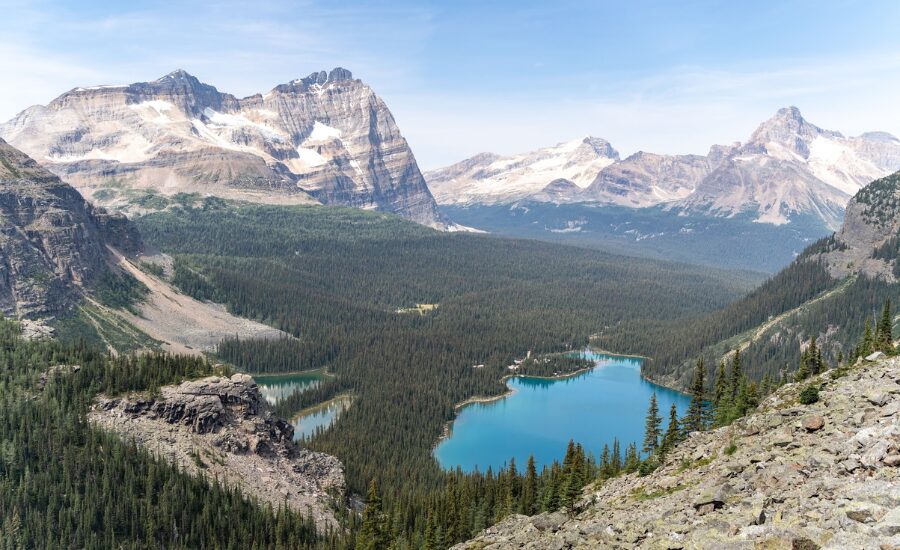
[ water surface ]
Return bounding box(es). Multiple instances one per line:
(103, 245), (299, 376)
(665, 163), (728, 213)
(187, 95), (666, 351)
(252, 371), (324, 406)
(291, 395), (353, 441)
(434, 352), (690, 472)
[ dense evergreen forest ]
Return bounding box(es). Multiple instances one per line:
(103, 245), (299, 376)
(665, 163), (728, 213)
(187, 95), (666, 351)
(134, 201), (754, 502)
(608, 244), (898, 388)
(0, 320), (338, 549)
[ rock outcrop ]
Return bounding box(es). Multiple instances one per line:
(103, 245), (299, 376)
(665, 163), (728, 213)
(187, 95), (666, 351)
(1, 68), (447, 228)
(0, 139), (141, 318)
(89, 373), (346, 529)
(455, 356), (900, 549)
(816, 171), (900, 282)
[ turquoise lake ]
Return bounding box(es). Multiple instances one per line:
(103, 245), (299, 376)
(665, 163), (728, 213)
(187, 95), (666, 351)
(252, 371), (324, 406)
(252, 371), (350, 441)
(434, 351), (691, 472)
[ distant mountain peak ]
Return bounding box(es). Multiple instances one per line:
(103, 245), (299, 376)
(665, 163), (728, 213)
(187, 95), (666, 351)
(581, 136), (620, 159)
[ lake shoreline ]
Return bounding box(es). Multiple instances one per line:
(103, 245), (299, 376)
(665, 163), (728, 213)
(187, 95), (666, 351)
(436, 357), (606, 449)
(435, 349), (693, 470)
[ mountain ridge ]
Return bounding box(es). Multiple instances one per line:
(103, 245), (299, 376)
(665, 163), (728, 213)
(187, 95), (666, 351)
(427, 107), (900, 231)
(1, 68), (449, 228)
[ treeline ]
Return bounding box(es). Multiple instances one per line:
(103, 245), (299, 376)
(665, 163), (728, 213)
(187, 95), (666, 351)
(353, 300), (898, 548)
(135, 202), (749, 499)
(0, 320), (338, 549)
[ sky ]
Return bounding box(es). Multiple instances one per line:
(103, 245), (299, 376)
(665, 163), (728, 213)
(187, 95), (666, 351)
(2, 0), (900, 169)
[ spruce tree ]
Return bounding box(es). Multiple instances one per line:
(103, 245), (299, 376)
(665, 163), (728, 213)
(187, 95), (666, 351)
(358, 479), (389, 550)
(661, 403), (681, 455)
(684, 358), (706, 434)
(522, 456), (537, 515)
(877, 300), (894, 353)
(729, 350), (742, 399)
(642, 393), (662, 455)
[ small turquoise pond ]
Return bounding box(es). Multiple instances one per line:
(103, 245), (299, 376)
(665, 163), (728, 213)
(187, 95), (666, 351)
(434, 351), (691, 472)
(252, 371), (350, 441)
(252, 371), (324, 406)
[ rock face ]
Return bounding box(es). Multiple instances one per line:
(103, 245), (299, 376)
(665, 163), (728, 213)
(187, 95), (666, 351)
(1, 68), (447, 228)
(425, 137), (619, 204)
(89, 373), (346, 529)
(427, 107), (900, 230)
(0, 139), (141, 318)
(815, 171), (900, 281)
(584, 151), (713, 207)
(455, 356), (900, 549)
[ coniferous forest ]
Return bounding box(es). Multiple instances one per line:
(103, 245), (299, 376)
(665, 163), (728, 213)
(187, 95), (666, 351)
(1, 196), (894, 549)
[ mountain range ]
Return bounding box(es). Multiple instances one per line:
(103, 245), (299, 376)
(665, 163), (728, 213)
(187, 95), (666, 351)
(427, 107), (900, 232)
(0, 68), (448, 228)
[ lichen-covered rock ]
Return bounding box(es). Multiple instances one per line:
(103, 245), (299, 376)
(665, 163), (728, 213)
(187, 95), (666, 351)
(454, 357), (900, 549)
(89, 373), (346, 529)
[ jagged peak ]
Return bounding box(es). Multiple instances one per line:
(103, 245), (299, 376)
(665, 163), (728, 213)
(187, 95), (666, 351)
(581, 136), (620, 159)
(274, 67), (356, 94)
(749, 106), (841, 146)
(158, 68), (196, 81)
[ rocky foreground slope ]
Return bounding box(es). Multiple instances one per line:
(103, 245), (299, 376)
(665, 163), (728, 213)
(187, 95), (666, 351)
(89, 373), (345, 529)
(1, 68), (446, 228)
(455, 356), (900, 549)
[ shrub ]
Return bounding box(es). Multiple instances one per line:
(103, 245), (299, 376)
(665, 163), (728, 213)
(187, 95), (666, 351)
(638, 457), (659, 477)
(799, 385), (820, 405)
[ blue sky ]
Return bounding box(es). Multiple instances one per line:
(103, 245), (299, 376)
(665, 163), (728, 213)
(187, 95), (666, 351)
(2, 0), (899, 168)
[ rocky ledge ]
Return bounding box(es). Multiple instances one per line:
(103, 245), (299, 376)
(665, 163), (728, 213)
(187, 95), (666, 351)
(89, 373), (345, 529)
(454, 356), (900, 549)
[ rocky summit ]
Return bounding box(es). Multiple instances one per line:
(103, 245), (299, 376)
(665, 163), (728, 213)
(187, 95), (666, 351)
(454, 356), (900, 549)
(0, 68), (447, 228)
(0, 139), (140, 319)
(427, 107), (900, 231)
(89, 373), (346, 530)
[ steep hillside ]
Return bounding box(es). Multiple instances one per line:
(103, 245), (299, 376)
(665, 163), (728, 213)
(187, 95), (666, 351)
(612, 171), (899, 388)
(1, 68), (447, 228)
(0, 138), (141, 319)
(456, 355), (900, 549)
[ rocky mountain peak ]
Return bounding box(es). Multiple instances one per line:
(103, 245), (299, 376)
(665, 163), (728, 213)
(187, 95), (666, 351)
(581, 136), (620, 160)
(747, 106), (840, 157)
(1, 69), (448, 228)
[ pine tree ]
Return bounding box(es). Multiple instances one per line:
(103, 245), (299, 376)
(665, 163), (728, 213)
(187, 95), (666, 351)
(598, 444), (611, 479)
(661, 403), (681, 455)
(877, 300), (894, 353)
(522, 456), (538, 515)
(642, 393), (662, 455)
(729, 350), (742, 399)
(795, 350), (810, 382)
(611, 438), (622, 474)
(857, 317), (875, 358)
(684, 358), (706, 434)
(807, 337), (821, 376)
(358, 479), (389, 550)
(713, 361), (727, 407)
(623, 443), (640, 473)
